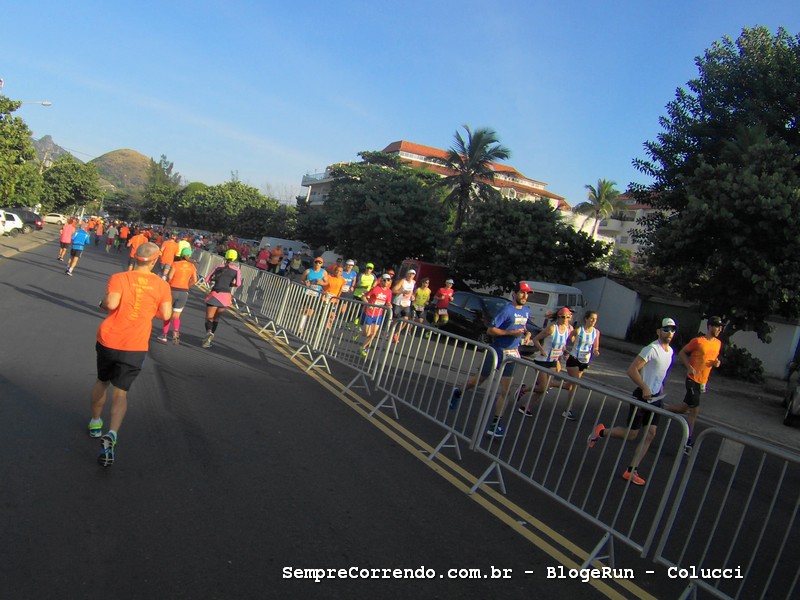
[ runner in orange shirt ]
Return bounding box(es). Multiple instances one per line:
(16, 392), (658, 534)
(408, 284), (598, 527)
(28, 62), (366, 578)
(158, 247), (198, 345)
(89, 242), (172, 467)
(667, 316), (723, 454)
(126, 230), (148, 270)
(94, 220), (104, 246)
(118, 223), (130, 253)
(325, 264), (346, 329)
(269, 244), (284, 273)
(158, 231), (180, 279)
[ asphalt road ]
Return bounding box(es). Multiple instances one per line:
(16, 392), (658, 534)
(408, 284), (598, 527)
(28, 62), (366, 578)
(2, 228), (796, 600)
(1, 231), (621, 599)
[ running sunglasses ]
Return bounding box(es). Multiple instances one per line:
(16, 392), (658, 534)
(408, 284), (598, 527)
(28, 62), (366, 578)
(662, 326), (677, 332)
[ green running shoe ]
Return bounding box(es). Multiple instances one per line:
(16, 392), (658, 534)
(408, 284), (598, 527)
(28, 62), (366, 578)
(88, 419), (103, 438)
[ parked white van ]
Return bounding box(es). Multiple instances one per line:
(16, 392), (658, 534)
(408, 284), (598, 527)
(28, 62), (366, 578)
(258, 237), (312, 257)
(515, 281), (586, 328)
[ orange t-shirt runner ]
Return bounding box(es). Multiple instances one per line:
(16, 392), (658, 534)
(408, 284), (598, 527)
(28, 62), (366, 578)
(127, 233), (148, 258)
(683, 336), (722, 385)
(97, 272), (172, 352)
(169, 261), (198, 290)
(160, 239), (180, 266)
(326, 275), (345, 299)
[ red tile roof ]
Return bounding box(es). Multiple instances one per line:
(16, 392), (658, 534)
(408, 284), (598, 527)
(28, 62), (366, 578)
(382, 140), (569, 210)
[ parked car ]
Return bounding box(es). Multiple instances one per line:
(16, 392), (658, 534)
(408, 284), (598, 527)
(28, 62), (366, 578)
(784, 362), (800, 427)
(1, 209), (24, 237)
(1, 208), (43, 233)
(43, 212), (68, 225)
(426, 290), (541, 355)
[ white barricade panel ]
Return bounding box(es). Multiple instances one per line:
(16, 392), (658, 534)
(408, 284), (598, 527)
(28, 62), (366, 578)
(471, 357), (689, 556)
(373, 319), (498, 455)
(655, 429), (800, 600)
(311, 293), (393, 381)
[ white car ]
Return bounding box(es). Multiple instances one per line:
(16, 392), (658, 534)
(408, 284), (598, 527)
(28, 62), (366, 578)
(1, 210), (24, 237)
(43, 212), (68, 225)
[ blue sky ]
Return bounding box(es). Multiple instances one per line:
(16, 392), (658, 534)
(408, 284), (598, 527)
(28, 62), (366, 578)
(3, 1), (798, 205)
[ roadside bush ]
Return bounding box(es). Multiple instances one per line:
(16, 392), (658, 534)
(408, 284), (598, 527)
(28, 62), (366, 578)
(718, 344), (765, 383)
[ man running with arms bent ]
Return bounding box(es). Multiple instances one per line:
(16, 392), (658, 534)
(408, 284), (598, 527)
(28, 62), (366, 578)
(89, 242), (172, 467)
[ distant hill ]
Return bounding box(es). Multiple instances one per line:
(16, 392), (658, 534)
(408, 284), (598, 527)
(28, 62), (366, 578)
(31, 135), (75, 166)
(89, 149), (152, 194)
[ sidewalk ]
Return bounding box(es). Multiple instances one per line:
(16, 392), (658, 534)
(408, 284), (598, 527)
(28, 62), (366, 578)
(0, 226), (56, 258)
(591, 336), (798, 453)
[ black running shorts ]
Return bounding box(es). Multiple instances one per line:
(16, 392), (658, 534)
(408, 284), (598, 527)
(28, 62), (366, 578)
(95, 342), (147, 392)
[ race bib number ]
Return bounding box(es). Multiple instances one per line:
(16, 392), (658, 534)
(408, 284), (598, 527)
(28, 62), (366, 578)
(503, 348), (521, 359)
(549, 348), (563, 359)
(374, 299), (385, 306)
(578, 350), (591, 362)
(437, 308), (448, 315)
(342, 284), (351, 292)
(400, 297), (411, 307)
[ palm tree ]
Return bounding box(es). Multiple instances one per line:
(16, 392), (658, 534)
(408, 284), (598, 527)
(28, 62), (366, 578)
(573, 179), (625, 239)
(440, 125), (511, 234)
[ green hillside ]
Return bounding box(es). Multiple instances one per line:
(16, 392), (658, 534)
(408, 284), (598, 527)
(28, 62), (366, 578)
(89, 149), (151, 193)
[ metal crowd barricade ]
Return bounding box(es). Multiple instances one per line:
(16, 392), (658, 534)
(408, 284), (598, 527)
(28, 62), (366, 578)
(192, 249), (224, 281)
(229, 263), (262, 320)
(653, 428), (800, 600)
(251, 271), (292, 336)
(308, 292), (393, 391)
(469, 355), (690, 564)
(369, 318), (499, 461)
(262, 277), (334, 367)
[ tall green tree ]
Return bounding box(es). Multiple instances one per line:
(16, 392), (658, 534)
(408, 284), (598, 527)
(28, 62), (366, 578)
(632, 26), (800, 341)
(175, 181), (272, 233)
(141, 154), (183, 223)
(452, 198), (608, 292)
(0, 97), (37, 204)
(573, 179), (625, 238)
(147, 154), (182, 188)
(8, 161), (44, 208)
(41, 154), (102, 212)
(440, 125), (510, 235)
(319, 152), (448, 267)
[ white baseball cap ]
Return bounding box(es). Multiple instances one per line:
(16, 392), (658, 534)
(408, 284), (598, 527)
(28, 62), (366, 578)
(661, 318), (677, 328)
(346, 259), (355, 265)
(407, 269), (416, 274)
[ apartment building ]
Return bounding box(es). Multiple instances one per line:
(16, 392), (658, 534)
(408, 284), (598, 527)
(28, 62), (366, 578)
(300, 140), (570, 212)
(585, 193), (658, 253)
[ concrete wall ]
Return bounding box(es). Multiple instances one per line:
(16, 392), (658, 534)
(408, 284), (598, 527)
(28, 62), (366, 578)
(575, 274), (800, 378)
(728, 321), (800, 378)
(573, 278), (639, 339)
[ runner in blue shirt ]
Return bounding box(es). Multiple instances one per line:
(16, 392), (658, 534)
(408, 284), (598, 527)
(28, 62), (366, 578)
(449, 282), (533, 438)
(65, 223), (93, 276)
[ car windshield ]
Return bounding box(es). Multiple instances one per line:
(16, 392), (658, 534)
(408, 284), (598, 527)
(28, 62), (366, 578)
(483, 297), (510, 316)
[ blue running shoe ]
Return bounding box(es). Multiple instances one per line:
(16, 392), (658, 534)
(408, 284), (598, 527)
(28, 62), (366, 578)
(486, 420), (505, 438)
(88, 419), (103, 438)
(98, 432), (116, 467)
(449, 387), (462, 410)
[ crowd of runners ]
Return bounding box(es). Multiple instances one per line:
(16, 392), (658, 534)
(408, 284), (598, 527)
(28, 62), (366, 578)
(52, 218), (723, 485)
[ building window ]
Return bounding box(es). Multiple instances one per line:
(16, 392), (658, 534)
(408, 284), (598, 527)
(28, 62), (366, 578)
(618, 236), (629, 244)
